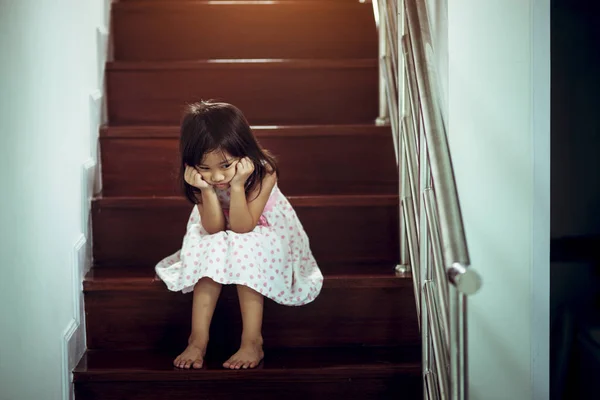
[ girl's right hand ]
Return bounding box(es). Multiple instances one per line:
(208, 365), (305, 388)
(184, 165), (211, 190)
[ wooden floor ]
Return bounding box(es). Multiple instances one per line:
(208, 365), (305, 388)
(74, 0), (422, 398)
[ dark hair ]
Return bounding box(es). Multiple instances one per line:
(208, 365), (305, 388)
(179, 101), (279, 204)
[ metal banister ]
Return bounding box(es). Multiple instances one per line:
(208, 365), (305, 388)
(371, 1), (482, 399)
(404, 0), (469, 270)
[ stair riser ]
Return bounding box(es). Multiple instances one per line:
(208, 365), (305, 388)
(100, 134), (398, 197)
(113, 3), (377, 61)
(85, 283), (419, 350)
(106, 64), (378, 125)
(92, 199), (400, 267)
(76, 376), (420, 400)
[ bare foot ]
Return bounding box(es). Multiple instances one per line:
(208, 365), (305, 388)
(223, 337), (264, 369)
(174, 335), (208, 369)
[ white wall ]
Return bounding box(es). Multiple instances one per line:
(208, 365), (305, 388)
(0, 1), (108, 399)
(447, 1), (550, 399)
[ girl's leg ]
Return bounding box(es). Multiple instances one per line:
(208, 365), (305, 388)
(223, 285), (265, 369)
(174, 277), (222, 369)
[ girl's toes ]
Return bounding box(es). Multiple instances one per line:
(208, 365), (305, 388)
(192, 359), (203, 369)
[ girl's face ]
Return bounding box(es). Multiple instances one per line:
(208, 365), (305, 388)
(197, 149), (238, 189)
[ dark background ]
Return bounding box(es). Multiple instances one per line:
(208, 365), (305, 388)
(551, 1), (600, 398)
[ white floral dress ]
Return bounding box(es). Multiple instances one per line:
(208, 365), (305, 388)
(155, 184), (323, 306)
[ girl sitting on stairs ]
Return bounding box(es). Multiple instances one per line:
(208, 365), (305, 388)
(154, 101), (324, 370)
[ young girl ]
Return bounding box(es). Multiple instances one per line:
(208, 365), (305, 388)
(155, 101), (323, 370)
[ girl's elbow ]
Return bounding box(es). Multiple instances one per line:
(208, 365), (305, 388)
(204, 223), (226, 235)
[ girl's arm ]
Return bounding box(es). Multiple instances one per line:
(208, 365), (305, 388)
(229, 159), (277, 234)
(196, 188), (226, 234)
(184, 165), (225, 234)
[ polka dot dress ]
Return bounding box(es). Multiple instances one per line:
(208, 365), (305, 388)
(155, 184), (323, 306)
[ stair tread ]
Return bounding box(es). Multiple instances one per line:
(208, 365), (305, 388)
(115, 0), (370, 8)
(94, 193), (399, 207)
(99, 123), (397, 197)
(113, 0), (376, 61)
(100, 123), (391, 138)
(74, 345), (421, 381)
(118, 0), (365, 1)
(83, 266), (418, 350)
(107, 58), (377, 70)
(106, 58), (377, 125)
(92, 193), (399, 266)
(84, 265), (412, 291)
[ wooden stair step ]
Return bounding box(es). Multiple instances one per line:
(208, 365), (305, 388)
(100, 124), (398, 196)
(85, 262), (400, 286)
(113, 1), (376, 61)
(118, 0), (367, 2)
(84, 267), (418, 350)
(74, 346), (421, 399)
(106, 59), (378, 125)
(92, 194), (400, 266)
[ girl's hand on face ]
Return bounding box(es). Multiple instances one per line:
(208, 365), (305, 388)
(230, 157), (255, 189)
(184, 165), (211, 190)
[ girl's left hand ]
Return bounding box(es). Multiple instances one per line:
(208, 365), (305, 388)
(230, 157), (255, 189)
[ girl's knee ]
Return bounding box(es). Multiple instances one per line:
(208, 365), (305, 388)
(194, 277), (222, 290)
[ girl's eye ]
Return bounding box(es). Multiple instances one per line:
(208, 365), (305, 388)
(222, 163), (231, 169)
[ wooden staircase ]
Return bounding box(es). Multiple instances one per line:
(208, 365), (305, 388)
(74, 0), (421, 398)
